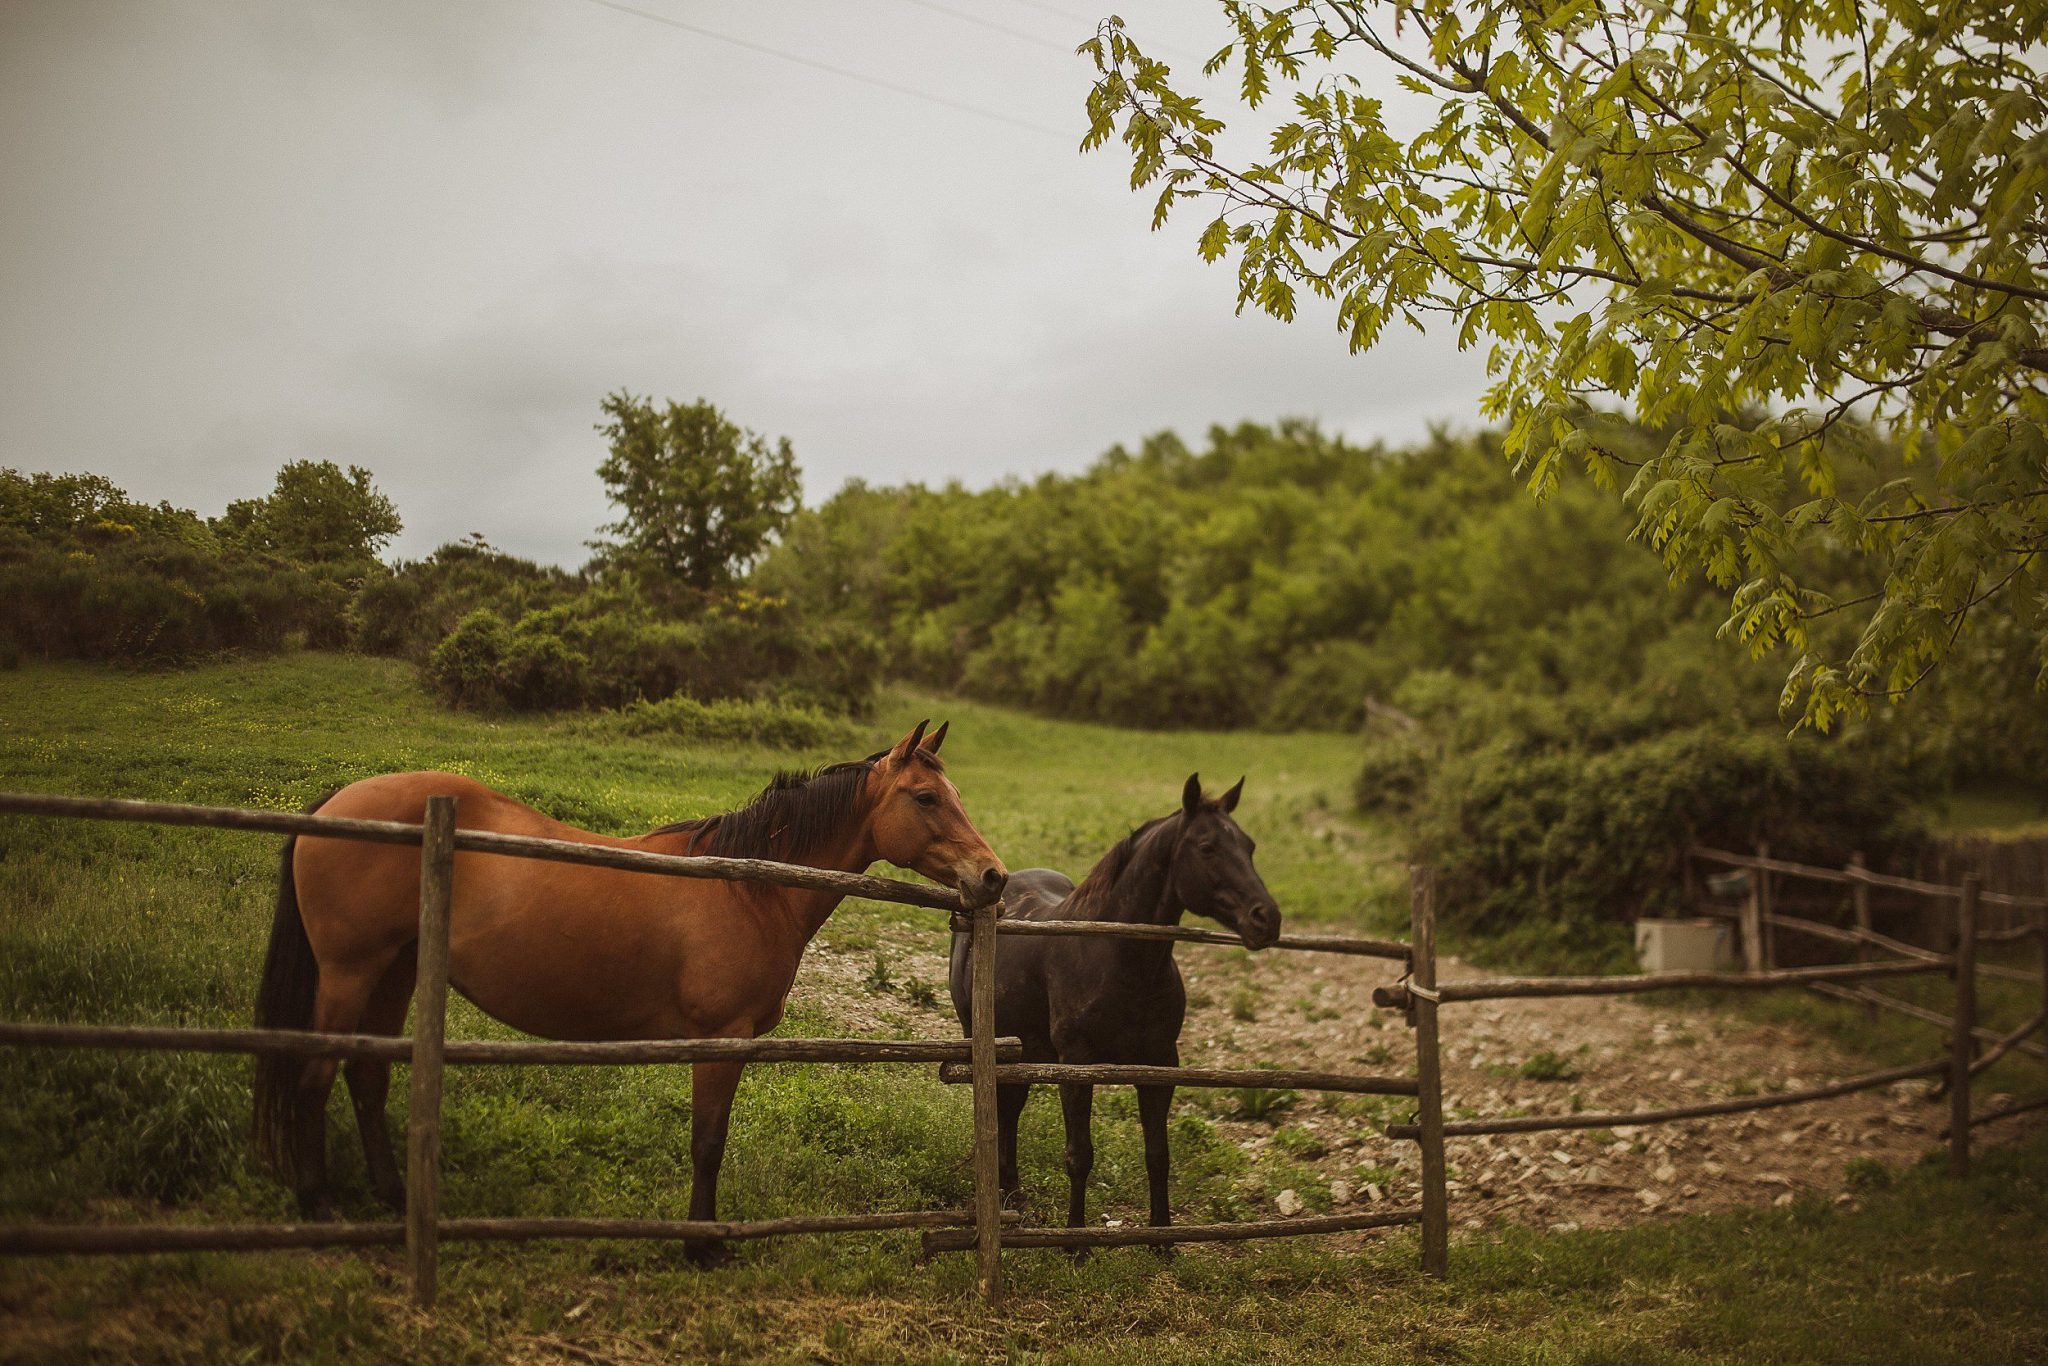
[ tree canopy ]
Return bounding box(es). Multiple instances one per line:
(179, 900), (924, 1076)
(1084, 1), (2048, 727)
(592, 392), (802, 593)
(216, 460), (401, 566)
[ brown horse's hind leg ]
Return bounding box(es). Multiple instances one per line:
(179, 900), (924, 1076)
(684, 1060), (746, 1268)
(294, 964), (386, 1218)
(344, 956), (416, 1212)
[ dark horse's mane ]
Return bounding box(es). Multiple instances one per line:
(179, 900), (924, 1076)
(1068, 812), (1180, 907)
(652, 749), (943, 862)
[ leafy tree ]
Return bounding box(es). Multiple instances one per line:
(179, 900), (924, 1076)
(216, 460), (400, 565)
(592, 392), (802, 592)
(1083, 1), (2048, 727)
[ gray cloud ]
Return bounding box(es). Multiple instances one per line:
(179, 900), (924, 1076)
(1, 0), (1491, 565)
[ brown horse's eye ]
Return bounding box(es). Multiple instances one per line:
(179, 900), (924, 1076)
(914, 791), (940, 808)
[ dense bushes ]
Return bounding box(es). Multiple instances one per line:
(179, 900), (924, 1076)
(0, 472), (366, 666)
(1374, 680), (1927, 968)
(420, 595), (879, 715)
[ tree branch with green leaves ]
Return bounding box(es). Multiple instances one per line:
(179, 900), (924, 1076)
(1083, 0), (2048, 728)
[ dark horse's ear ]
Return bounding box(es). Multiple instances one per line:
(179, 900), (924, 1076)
(1183, 772), (1203, 814)
(1219, 776), (1244, 813)
(920, 720), (948, 754)
(887, 720), (931, 764)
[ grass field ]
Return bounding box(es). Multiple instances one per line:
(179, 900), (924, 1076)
(1, 654), (2045, 1362)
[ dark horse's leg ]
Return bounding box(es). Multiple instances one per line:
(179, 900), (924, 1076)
(685, 1060), (746, 1267)
(1137, 1083), (1175, 1248)
(343, 957), (416, 1212)
(1058, 1082), (1094, 1233)
(996, 1083), (1031, 1208)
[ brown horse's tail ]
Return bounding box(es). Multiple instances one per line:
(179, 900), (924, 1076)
(251, 790), (335, 1174)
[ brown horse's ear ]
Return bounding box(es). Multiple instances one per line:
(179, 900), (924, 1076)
(887, 720), (931, 765)
(920, 720), (948, 754)
(1183, 773), (1203, 814)
(1220, 776), (1244, 813)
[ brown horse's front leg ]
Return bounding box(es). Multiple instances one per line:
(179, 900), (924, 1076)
(685, 1060), (745, 1268)
(1058, 1082), (1094, 1248)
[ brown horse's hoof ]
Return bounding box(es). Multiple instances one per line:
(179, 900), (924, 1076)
(684, 1238), (734, 1270)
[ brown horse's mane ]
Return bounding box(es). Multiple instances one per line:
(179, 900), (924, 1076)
(652, 748), (944, 862)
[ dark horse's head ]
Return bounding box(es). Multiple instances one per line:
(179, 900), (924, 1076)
(1171, 773), (1280, 949)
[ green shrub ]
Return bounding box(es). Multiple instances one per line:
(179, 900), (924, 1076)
(1407, 719), (1922, 967)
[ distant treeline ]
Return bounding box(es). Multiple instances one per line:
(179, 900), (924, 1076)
(0, 455), (873, 737)
(755, 420), (2048, 954)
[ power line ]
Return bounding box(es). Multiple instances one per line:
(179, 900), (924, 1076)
(895, 0), (1076, 55)
(999, 0), (1099, 25)
(579, 0), (1069, 140)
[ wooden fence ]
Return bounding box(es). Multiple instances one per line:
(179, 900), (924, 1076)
(1377, 849), (2048, 1196)
(13, 789), (2036, 1303)
(0, 789), (1432, 1308)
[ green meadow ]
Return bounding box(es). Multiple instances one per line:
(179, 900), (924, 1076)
(0, 654), (2044, 1362)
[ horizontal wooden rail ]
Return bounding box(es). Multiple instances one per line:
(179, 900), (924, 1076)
(1763, 914), (2037, 985)
(0, 1208), (1018, 1257)
(1969, 1012), (2047, 1077)
(1957, 1094), (2048, 1134)
(0, 791), (974, 911)
(1691, 844), (2048, 913)
(1385, 1057), (1947, 1140)
(0, 1021), (1023, 1066)
(1805, 983), (2048, 1060)
(920, 1206), (1423, 1253)
(950, 914), (1410, 961)
(935, 1061), (1418, 1095)
(1373, 958), (1948, 1007)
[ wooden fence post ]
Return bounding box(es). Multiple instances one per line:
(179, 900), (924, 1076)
(1740, 867), (1765, 976)
(968, 895), (1003, 1305)
(1410, 866), (1448, 1278)
(1850, 852), (1875, 1022)
(1949, 874), (1979, 1179)
(407, 795), (457, 1309)
(1755, 840), (1775, 971)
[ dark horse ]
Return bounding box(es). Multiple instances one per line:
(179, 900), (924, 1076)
(949, 774), (1279, 1235)
(253, 721), (1005, 1263)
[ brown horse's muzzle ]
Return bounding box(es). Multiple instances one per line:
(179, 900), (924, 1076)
(954, 858), (1008, 909)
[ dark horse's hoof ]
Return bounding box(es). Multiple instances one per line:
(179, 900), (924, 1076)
(684, 1238), (734, 1270)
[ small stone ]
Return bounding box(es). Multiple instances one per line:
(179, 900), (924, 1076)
(1365, 1183), (1384, 1203)
(1668, 1068), (1686, 1082)
(1680, 1183), (1700, 1198)
(1548, 1221), (1580, 1233)
(1654, 1162), (1677, 1184)
(1275, 1189), (1302, 1217)
(1636, 1188), (1664, 1209)
(1773, 1192), (1795, 1207)
(1703, 1160), (1727, 1177)
(1778, 1129), (1801, 1145)
(1551, 1149), (1576, 1165)
(1330, 1180), (1353, 1205)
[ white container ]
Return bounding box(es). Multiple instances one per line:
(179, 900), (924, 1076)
(1634, 917), (1736, 974)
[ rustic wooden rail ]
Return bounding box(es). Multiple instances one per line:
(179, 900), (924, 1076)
(1690, 843), (2048, 912)
(1386, 1058), (1948, 1139)
(935, 1062), (1417, 1094)
(0, 1021), (1020, 1066)
(0, 1208), (1020, 1256)
(1371, 957), (1949, 1008)
(0, 791), (977, 911)
(921, 1206), (1423, 1254)
(950, 913), (1411, 961)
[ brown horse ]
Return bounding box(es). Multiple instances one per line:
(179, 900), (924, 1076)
(252, 720), (1005, 1261)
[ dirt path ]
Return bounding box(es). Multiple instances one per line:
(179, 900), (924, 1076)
(792, 919), (2043, 1234)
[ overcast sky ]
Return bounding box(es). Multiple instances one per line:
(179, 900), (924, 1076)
(0, 0), (1490, 565)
